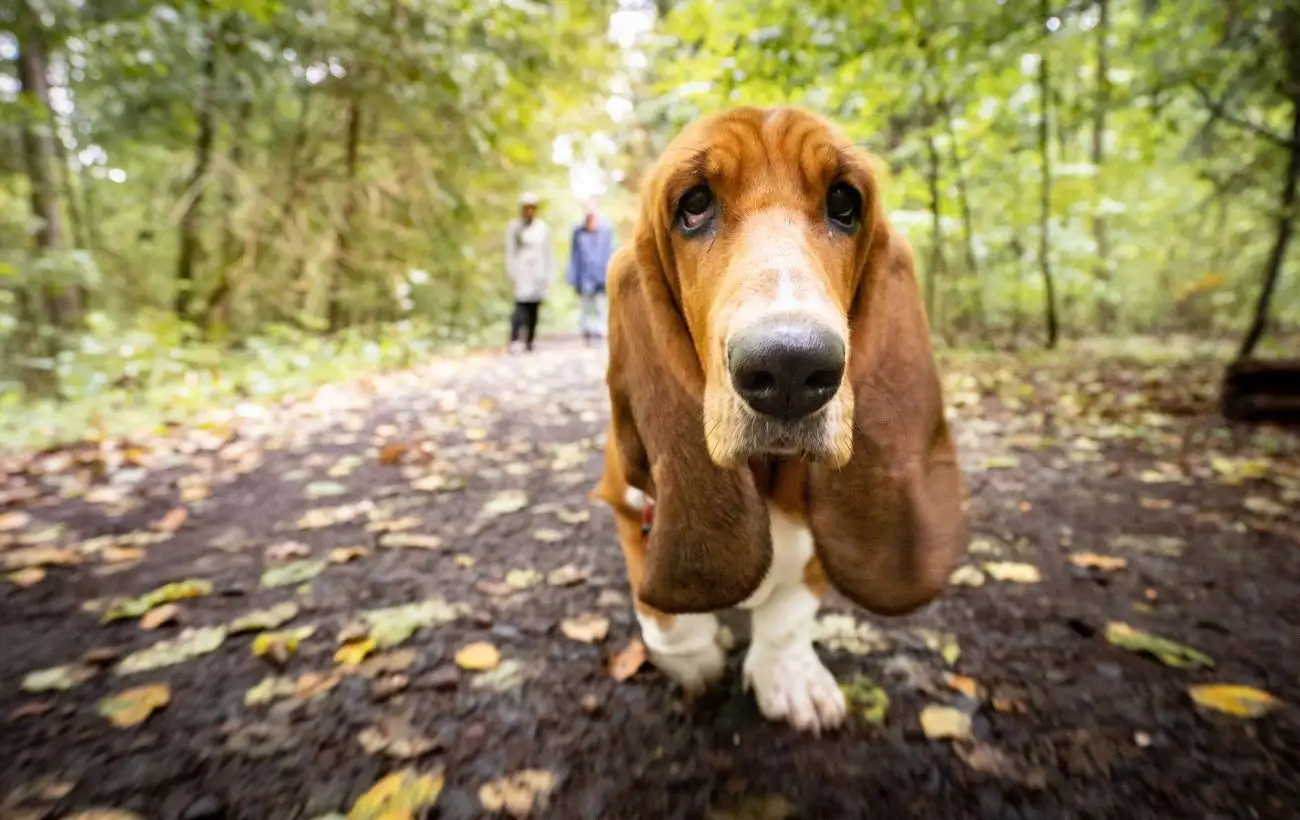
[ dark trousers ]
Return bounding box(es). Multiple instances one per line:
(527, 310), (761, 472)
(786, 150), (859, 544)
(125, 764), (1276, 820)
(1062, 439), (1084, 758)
(510, 300), (541, 350)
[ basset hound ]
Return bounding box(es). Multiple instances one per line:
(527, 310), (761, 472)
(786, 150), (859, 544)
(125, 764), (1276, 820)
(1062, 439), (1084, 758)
(592, 107), (968, 734)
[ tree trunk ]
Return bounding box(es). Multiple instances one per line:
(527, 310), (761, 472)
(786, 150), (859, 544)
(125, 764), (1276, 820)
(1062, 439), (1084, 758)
(175, 10), (221, 320)
(941, 101), (983, 333)
(329, 95), (365, 332)
(1093, 0), (1113, 331)
(924, 129), (944, 329)
(1235, 96), (1299, 362)
(1038, 3), (1060, 350)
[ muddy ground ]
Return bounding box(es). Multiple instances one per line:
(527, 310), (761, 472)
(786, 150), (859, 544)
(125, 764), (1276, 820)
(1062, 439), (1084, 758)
(1, 340), (1298, 820)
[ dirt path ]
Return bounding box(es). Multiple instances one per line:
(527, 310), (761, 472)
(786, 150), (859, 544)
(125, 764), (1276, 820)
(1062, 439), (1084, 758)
(1, 341), (1298, 820)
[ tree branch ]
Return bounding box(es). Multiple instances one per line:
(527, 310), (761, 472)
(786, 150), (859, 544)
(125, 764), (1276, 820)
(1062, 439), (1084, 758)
(1191, 82), (1297, 149)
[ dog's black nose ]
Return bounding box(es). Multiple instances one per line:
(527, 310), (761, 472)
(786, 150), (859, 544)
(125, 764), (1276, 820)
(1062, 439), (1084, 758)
(727, 319), (845, 420)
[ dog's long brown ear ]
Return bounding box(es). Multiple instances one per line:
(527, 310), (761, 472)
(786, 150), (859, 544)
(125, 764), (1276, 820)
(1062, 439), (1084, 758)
(605, 216), (772, 615)
(808, 214), (969, 615)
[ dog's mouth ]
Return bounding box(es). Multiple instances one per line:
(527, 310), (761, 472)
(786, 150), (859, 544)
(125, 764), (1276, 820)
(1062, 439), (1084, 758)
(732, 407), (843, 461)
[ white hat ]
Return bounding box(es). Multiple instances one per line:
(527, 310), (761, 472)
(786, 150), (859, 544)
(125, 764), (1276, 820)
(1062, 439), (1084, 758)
(518, 191), (539, 206)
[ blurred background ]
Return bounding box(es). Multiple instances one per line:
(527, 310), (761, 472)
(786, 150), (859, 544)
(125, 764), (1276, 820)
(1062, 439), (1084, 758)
(1, 0), (1297, 443)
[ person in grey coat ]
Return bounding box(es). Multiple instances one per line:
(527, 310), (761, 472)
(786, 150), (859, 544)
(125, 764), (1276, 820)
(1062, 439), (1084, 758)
(505, 192), (556, 353)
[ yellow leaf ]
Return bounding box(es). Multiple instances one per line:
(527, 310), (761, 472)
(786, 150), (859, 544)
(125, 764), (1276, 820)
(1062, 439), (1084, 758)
(983, 561), (1041, 583)
(97, 683), (171, 728)
(455, 642), (501, 671)
(330, 546), (370, 564)
(1068, 553), (1127, 571)
(919, 705), (972, 740)
(335, 636), (378, 667)
(347, 768), (445, 820)
(839, 675), (890, 725)
(1105, 622), (1213, 669)
(1188, 684), (1282, 718)
(7, 567), (45, 587)
(945, 673), (980, 700)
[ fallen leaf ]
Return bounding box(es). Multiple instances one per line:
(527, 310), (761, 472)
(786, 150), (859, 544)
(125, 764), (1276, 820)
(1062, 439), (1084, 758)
(101, 579), (214, 623)
(1244, 496), (1287, 517)
(546, 564), (588, 587)
(608, 639), (647, 682)
(253, 625), (316, 664)
(560, 613), (609, 644)
(115, 626), (228, 675)
(470, 658), (532, 692)
(305, 481), (348, 499)
(357, 714), (437, 759)
(948, 565), (986, 587)
(1069, 553), (1128, 571)
(555, 508), (590, 524)
(346, 768), (445, 820)
(294, 671), (341, 700)
(378, 443), (409, 465)
(330, 546), (370, 563)
(840, 675), (890, 725)
(478, 769), (556, 818)
(482, 490), (528, 517)
(379, 533), (444, 550)
(983, 561), (1042, 584)
(504, 568), (543, 590)
(361, 599), (469, 648)
(706, 794), (795, 820)
(97, 683), (170, 727)
(455, 642), (501, 671)
(335, 637), (378, 667)
(61, 812), (146, 820)
(356, 649), (418, 678)
(0, 510), (31, 531)
(1140, 497), (1173, 510)
(532, 528), (564, 543)
(102, 546), (145, 564)
(154, 507), (188, 533)
(21, 663), (97, 692)
(919, 704), (972, 740)
(296, 500), (373, 530)
(7, 567), (45, 587)
(260, 558), (328, 589)
(454, 554), (476, 568)
(265, 540), (312, 563)
(1108, 533), (1185, 557)
(139, 603), (180, 630)
(367, 515), (422, 534)
(4, 546), (81, 570)
(1188, 683), (1282, 718)
(229, 601), (300, 634)
(982, 455), (1020, 470)
(945, 673), (981, 700)
(1104, 622), (1213, 669)
(244, 675), (296, 707)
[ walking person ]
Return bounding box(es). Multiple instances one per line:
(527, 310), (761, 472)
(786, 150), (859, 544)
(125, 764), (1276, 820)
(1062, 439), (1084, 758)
(504, 192), (555, 353)
(567, 202), (615, 345)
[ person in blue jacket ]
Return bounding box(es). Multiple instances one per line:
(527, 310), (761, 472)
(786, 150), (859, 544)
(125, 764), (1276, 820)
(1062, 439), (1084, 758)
(567, 203), (615, 345)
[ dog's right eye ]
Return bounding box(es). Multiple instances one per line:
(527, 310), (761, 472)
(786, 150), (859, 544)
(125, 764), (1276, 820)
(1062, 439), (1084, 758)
(677, 185), (715, 234)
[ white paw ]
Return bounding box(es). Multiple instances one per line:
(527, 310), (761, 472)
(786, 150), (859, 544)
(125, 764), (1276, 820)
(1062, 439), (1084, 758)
(743, 642), (846, 734)
(649, 641), (727, 697)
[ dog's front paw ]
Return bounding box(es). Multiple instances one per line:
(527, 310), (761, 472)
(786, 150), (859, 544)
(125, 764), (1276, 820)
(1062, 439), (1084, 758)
(638, 611), (727, 697)
(743, 642), (846, 734)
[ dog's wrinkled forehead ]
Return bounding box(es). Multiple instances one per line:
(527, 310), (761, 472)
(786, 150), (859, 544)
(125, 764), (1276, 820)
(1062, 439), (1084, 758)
(657, 108), (874, 217)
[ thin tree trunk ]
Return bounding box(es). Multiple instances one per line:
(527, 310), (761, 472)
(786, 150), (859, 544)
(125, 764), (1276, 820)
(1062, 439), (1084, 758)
(1038, 5), (1060, 350)
(924, 129), (944, 329)
(175, 10), (221, 320)
(941, 101), (983, 333)
(329, 95), (364, 332)
(1235, 96), (1300, 362)
(1093, 0), (1114, 331)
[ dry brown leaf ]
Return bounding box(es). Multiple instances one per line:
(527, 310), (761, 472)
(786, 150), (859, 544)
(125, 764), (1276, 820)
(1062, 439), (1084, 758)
(329, 546), (370, 564)
(97, 683), (171, 728)
(4, 546), (81, 570)
(455, 642), (501, 671)
(102, 545), (145, 564)
(560, 613), (610, 644)
(62, 811), (146, 820)
(139, 603), (180, 630)
(378, 443), (409, 465)
(265, 539), (312, 563)
(7, 567), (45, 587)
(1069, 553), (1128, 571)
(379, 533), (444, 550)
(1139, 497), (1173, 510)
(154, 507), (188, 534)
(294, 671), (340, 700)
(478, 769), (557, 818)
(609, 639), (648, 682)
(944, 673), (980, 700)
(0, 510), (31, 532)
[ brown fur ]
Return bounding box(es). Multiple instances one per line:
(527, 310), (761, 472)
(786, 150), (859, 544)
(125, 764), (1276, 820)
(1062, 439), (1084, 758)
(593, 107), (968, 617)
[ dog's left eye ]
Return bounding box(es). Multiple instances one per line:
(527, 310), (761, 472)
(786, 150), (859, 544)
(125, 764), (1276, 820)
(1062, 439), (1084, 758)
(826, 182), (861, 231)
